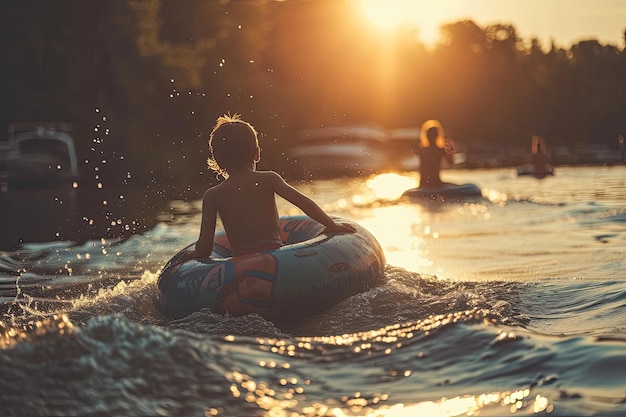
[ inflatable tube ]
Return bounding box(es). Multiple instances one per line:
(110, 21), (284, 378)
(402, 183), (482, 202)
(516, 164), (555, 178)
(157, 215), (386, 320)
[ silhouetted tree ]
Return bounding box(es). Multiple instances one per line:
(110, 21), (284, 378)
(2, 0), (625, 191)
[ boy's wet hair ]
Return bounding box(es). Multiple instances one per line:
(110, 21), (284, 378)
(208, 113), (258, 179)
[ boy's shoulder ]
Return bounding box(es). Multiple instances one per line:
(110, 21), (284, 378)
(206, 170), (281, 194)
(247, 169), (283, 182)
(255, 169), (281, 178)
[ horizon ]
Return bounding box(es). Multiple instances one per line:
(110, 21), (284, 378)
(358, 0), (626, 49)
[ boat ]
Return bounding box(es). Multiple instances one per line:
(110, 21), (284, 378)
(1, 122), (79, 189)
(157, 215), (386, 320)
(402, 183), (482, 202)
(287, 125), (390, 178)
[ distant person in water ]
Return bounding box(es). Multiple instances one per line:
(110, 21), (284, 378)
(529, 135), (552, 177)
(179, 113), (354, 261)
(532, 139), (551, 174)
(413, 119), (455, 188)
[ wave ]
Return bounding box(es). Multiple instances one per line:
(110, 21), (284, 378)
(5, 260), (624, 340)
(1, 306), (625, 416)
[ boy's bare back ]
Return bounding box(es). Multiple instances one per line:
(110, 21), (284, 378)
(188, 113), (354, 260)
(202, 170), (282, 253)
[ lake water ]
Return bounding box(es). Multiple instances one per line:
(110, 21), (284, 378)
(1, 165), (625, 416)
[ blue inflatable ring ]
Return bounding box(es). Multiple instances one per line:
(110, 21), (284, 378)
(157, 215), (386, 320)
(402, 183), (482, 202)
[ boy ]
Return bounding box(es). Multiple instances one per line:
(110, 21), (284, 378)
(185, 113), (354, 259)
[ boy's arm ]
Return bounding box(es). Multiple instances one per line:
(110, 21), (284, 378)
(195, 189), (217, 258)
(271, 172), (354, 233)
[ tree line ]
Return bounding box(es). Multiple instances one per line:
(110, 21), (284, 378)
(2, 0), (625, 194)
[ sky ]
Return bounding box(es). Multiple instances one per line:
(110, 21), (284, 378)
(359, 0), (626, 49)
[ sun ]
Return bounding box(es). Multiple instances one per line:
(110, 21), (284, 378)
(358, 0), (448, 46)
(360, 0), (412, 29)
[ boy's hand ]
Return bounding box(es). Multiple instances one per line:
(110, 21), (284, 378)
(324, 223), (356, 234)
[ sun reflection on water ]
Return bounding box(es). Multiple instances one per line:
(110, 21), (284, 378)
(353, 173), (440, 272)
(365, 173), (415, 201)
(326, 390), (552, 416)
(359, 203), (432, 272)
(215, 309), (554, 416)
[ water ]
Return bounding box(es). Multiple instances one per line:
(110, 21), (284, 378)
(1, 165), (625, 416)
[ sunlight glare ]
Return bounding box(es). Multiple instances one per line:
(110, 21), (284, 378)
(329, 390), (534, 417)
(359, 206), (432, 272)
(358, 0), (456, 46)
(365, 173), (415, 201)
(360, 0), (412, 29)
